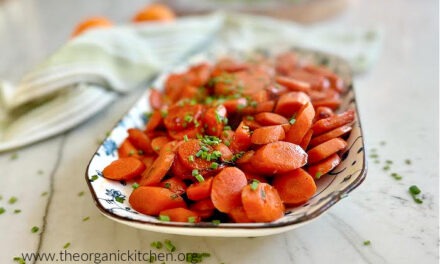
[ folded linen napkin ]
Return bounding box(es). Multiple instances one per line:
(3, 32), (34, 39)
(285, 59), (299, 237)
(0, 12), (382, 152)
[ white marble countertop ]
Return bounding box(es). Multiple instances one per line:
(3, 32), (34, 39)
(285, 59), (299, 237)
(0, 0), (438, 263)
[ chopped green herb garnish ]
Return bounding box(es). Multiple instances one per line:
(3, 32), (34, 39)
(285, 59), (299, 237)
(405, 159), (412, 165)
(188, 216), (196, 223)
(78, 191), (84, 197)
(246, 116), (254, 121)
(170, 194), (178, 200)
(188, 155), (195, 162)
(195, 150), (203, 157)
(390, 173), (402, 180)
(90, 175), (99, 182)
(210, 162), (219, 170)
(164, 239), (176, 252)
(160, 110), (168, 118)
(385, 160), (393, 164)
(8, 196), (17, 204)
(250, 179), (259, 191)
(192, 169), (199, 176)
(289, 117), (296, 125)
(183, 135), (189, 142)
(382, 165), (390, 171)
(31, 226), (39, 233)
(151, 241), (163, 249)
(195, 174), (205, 183)
(242, 125), (250, 130)
(128, 150), (136, 156)
(132, 183), (140, 189)
(184, 113), (193, 123)
(0, 207), (5, 215)
(315, 172), (323, 179)
(63, 242), (71, 249)
(154, 146), (160, 151)
(10, 153), (18, 160)
(223, 126), (232, 131)
(212, 220), (221, 225)
(363, 240), (371, 246)
(369, 153), (379, 158)
(159, 215), (170, 222)
(14, 209), (21, 214)
(13, 257), (26, 264)
(82, 216), (90, 222)
(409, 185), (423, 204)
(41, 192), (48, 197)
(115, 196), (125, 203)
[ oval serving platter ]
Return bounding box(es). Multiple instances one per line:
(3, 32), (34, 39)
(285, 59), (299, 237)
(85, 46), (367, 237)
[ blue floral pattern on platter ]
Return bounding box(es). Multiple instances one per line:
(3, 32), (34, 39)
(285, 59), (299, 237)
(85, 46), (366, 236)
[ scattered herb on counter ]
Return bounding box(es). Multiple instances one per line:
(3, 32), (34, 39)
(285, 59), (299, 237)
(390, 173), (402, 180)
(363, 240), (371, 246)
(405, 159), (412, 165)
(382, 165), (390, 171)
(8, 196), (18, 204)
(164, 239), (176, 252)
(409, 185), (423, 204)
(78, 191), (84, 197)
(151, 241), (163, 249)
(10, 153), (18, 160)
(31, 226), (39, 233)
(90, 175), (99, 182)
(82, 216), (90, 222)
(63, 242), (71, 249)
(13, 257), (26, 264)
(369, 153), (379, 159)
(14, 209), (21, 214)
(385, 160), (393, 164)
(186, 252), (211, 263)
(41, 192), (48, 197)
(0, 207), (5, 215)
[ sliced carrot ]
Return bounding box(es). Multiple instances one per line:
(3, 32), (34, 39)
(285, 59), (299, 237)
(164, 104), (203, 132)
(307, 153), (341, 179)
(159, 140), (182, 156)
(186, 63), (212, 87)
(241, 182), (284, 222)
(229, 122), (252, 153)
(186, 177), (213, 201)
(203, 105), (227, 137)
(250, 141), (307, 174)
(118, 139), (140, 158)
(214, 58), (249, 73)
(281, 123), (291, 133)
(307, 138), (347, 164)
(290, 70), (330, 91)
(102, 157), (146, 181)
(274, 92), (310, 117)
(177, 139), (212, 170)
(132, 3), (175, 22)
(71, 17), (112, 37)
(151, 136), (170, 154)
(255, 112), (289, 126)
(139, 155), (156, 169)
(160, 177), (187, 195)
(315, 106), (335, 120)
(189, 199), (215, 219)
(311, 109), (355, 136)
(171, 155), (193, 180)
(244, 172), (268, 184)
(149, 88), (164, 110)
(285, 102), (315, 144)
(222, 97), (247, 114)
(168, 126), (202, 140)
(309, 125), (352, 148)
(272, 168), (316, 205)
(159, 208), (200, 223)
(214, 143), (233, 162)
(275, 76), (311, 93)
(145, 110), (163, 132)
(211, 167), (248, 213)
(164, 73), (186, 103)
(139, 152), (175, 186)
(275, 52), (297, 76)
(250, 125), (285, 145)
(129, 186), (186, 216)
(299, 129), (314, 150)
(303, 65), (345, 92)
(229, 206), (253, 223)
(312, 98), (342, 110)
(214, 68), (270, 96)
(127, 128), (153, 154)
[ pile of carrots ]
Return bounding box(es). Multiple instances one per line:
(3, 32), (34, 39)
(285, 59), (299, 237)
(102, 51), (355, 223)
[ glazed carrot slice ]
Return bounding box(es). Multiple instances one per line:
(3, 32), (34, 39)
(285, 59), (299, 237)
(145, 110), (163, 132)
(275, 52), (297, 76)
(129, 186), (186, 216)
(299, 129), (314, 150)
(159, 140), (183, 156)
(168, 126), (202, 140)
(250, 141), (307, 174)
(139, 152), (175, 186)
(275, 76), (311, 93)
(177, 139), (212, 170)
(222, 97), (247, 114)
(236, 150), (255, 164)
(241, 182), (285, 222)
(211, 167), (248, 213)
(102, 157), (146, 181)
(160, 177), (187, 195)
(274, 92), (310, 117)
(164, 104), (203, 132)
(186, 177), (213, 201)
(303, 65), (345, 92)
(272, 168), (317, 205)
(307, 138), (347, 164)
(71, 16), (112, 37)
(255, 112), (289, 126)
(250, 125), (285, 145)
(229, 206), (253, 223)
(312, 98), (342, 110)
(127, 128), (153, 154)
(164, 73), (186, 103)
(290, 70), (330, 91)
(203, 105), (227, 137)
(311, 109), (355, 136)
(151, 136), (170, 154)
(309, 125), (352, 148)
(307, 153), (341, 179)
(139, 155), (156, 169)
(132, 3), (175, 22)
(243, 118), (262, 130)
(244, 172), (268, 184)
(118, 139), (140, 158)
(149, 88), (164, 110)
(159, 208), (200, 223)
(171, 155), (193, 180)
(214, 143), (233, 162)
(189, 198), (215, 219)
(186, 63), (212, 87)
(229, 122), (252, 153)
(285, 102), (315, 144)
(315, 106), (335, 120)
(236, 150), (258, 174)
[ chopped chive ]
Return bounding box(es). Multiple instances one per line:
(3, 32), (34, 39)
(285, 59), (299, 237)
(385, 160), (393, 164)
(10, 153), (18, 160)
(14, 209), (21, 214)
(382, 165), (390, 171)
(90, 175), (99, 182)
(31, 226), (39, 233)
(114, 196), (125, 203)
(212, 220), (221, 225)
(188, 155), (195, 162)
(151, 241), (163, 249)
(183, 135), (189, 142)
(164, 183), (171, 189)
(8, 197), (17, 204)
(63, 242), (71, 249)
(223, 126), (232, 131)
(210, 162), (219, 170)
(78, 191), (84, 197)
(160, 110), (168, 118)
(250, 179), (259, 191)
(363, 240), (371, 246)
(195, 174), (205, 183)
(289, 117), (296, 125)
(242, 125), (250, 130)
(315, 172), (323, 179)
(159, 215), (170, 222)
(170, 194), (178, 200)
(41, 192), (48, 197)
(192, 169), (199, 177)
(390, 173), (402, 180)
(13, 257), (25, 264)
(409, 185), (423, 204)
(82, 216), (90, 222)
(164, 239), (176, 252)
(128, 149), (136, 156)
(0, 207), (5, 215)
(405, 159), (412, 165)
(369, 153), (379, 158)
(132, 183), (140, 189)
(138, 150), (144, 155)
(246, 116), (254, 121)
(188, 216), (196, 223)
(195, 150), (203, 157)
